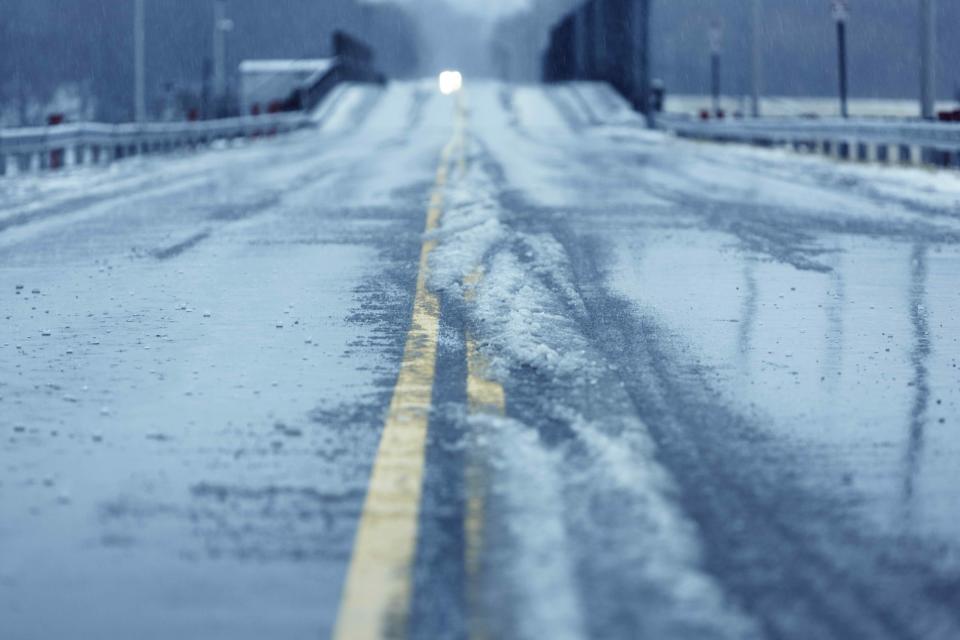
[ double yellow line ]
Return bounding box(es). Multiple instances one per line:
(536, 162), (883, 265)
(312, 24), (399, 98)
(463, 270), (504, 640)
(334, 95), (504, 640)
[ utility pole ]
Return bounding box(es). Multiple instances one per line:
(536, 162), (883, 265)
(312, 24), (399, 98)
(920, 0), (937, 120)
(134, 0), (146, 123)
(750, 0), (762, 118)
(709, 20), (723, 117)
(832, 0), (849, 119)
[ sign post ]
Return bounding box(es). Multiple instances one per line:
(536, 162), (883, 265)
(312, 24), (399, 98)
(832, 0), (849, 119)
(709, 20), (723, 117)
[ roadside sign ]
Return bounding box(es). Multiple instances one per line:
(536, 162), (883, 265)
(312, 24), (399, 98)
(831, 0), (850, 22)
(709, 20), (723, 53)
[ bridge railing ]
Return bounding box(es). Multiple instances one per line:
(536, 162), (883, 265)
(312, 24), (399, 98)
(543, 0), (653, 119)
(0, 111), (313, 176)
(658, 114), (960, 168)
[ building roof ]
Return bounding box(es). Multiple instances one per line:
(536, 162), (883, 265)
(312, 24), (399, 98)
(239, 59), (335, 75)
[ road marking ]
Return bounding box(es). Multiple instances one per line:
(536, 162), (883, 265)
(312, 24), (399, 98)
(334, 102), (466, 640)
(463, 271), (505, 416)
(466, 337), (505, 414)
(456, 97), (468, 179)
(463, 269), (505, 640)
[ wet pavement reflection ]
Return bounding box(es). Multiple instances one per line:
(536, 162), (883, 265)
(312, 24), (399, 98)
(608, 224), (960, 541)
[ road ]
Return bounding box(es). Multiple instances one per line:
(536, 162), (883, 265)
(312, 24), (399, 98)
(2, 80), (960, 640)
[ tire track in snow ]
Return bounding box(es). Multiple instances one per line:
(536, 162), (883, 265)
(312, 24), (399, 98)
(557, 228), (960, 640)
(427, 118), (761, 638)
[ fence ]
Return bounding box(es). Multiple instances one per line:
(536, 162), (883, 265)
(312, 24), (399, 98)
(658, 114), (960, 168)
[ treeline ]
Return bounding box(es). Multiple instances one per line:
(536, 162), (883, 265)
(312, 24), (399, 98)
(0, 0), (420, 125)
(494, 0), (960, 100)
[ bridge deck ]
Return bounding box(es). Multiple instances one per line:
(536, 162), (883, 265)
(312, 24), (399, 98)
(2, 81), (960, 640)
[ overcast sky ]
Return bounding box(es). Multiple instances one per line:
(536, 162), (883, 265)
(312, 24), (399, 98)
(382, 0), (532, 18)
(442, 0), (531, 15)
(383, 0), (535, 74)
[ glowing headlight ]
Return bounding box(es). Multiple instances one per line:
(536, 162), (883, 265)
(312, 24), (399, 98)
(438, 70), (463, 95)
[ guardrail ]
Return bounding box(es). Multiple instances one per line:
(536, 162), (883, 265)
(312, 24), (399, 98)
(657, 114), (960, 169)
(0, 111), (314, 176)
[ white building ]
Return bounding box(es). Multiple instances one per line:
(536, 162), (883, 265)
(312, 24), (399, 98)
(239, 59), (334, 115)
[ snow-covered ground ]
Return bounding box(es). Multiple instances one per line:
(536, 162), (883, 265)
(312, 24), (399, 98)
(2, 80), (960, 639)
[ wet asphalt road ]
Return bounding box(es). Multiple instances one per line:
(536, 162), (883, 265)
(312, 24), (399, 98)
(2, 81), (960, 639)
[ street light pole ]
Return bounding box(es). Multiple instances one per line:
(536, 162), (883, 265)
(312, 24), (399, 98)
(709, 20), (723, 117)
(134, 0), (146, 123)
(832, 0), (849, 119)
(750, 0), (762, 118)
(920, 0), (937, 120)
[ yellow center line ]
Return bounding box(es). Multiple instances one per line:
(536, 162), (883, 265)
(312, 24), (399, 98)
(463, 269), (506, 640)
(463, 270), (505, 416)
(465, 338), (506, 415)
(456, 99), (468, 178)
(333, 99), (465, 640)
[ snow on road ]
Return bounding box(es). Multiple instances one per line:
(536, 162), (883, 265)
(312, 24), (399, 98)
(456, 81), (960, 639)
(2, 80), (960, 640)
